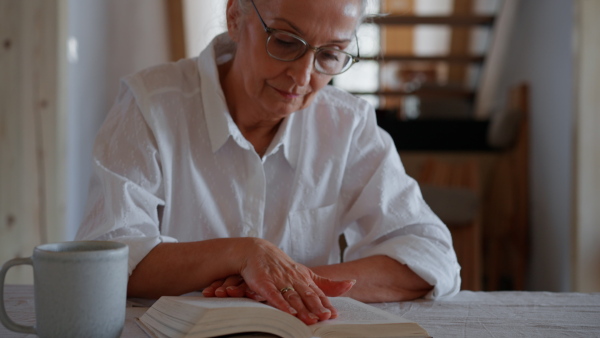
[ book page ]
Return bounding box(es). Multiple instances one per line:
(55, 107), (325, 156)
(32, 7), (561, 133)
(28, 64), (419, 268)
(180, 297), (312, 338)
(310, 298), (428, 337)
(170, 296), (275, 310)
(140, 296), (427, 338)
(315, 297), (411, 325)
(140, 297), (296, 338)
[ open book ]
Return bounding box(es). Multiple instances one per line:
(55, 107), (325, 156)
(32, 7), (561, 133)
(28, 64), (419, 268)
(137, 296), (429, 338)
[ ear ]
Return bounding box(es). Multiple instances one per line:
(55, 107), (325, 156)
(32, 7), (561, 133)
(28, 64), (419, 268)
(226, 0), (242, 42)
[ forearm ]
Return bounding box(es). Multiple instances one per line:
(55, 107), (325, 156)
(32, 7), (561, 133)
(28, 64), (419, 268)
(311, 255), (432, 303)
(128, 237), (355, 324)
(127, 238), (251, 298)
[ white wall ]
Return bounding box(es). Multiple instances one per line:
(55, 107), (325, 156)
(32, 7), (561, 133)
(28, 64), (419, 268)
(497, 0), (574, 291)
(64, 0), (230, 240)
(183, 0), (226, 57)
(65, 0), (170, 239)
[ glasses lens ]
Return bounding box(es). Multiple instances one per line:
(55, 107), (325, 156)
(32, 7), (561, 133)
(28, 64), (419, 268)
(315, 49), (353, 75)
(267, 31), (307, 61)
(266, 30), (357, 75)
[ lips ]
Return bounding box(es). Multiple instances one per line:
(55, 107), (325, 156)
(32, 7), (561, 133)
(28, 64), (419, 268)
(272, 86), (306, 99)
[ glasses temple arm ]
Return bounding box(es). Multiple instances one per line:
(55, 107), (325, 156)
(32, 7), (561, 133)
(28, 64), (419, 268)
(354, 32), (361, 62)
(249, 0), (270, 32)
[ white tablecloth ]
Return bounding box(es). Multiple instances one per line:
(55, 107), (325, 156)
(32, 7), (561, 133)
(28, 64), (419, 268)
(377, 291), (600, 337)
(1, 285), (599, 337)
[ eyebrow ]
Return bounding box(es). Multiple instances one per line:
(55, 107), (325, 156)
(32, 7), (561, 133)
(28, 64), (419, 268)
(272, 17), (353, 45)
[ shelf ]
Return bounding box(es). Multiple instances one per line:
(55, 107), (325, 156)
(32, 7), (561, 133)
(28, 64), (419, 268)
(366, 15), (495, 26)
(352, 88), (476, 99)
(375, 112), (493, 151)
(360, 55), (486, 63)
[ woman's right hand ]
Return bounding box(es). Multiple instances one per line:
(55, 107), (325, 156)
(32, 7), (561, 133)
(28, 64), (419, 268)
(215, 238), (355, 325)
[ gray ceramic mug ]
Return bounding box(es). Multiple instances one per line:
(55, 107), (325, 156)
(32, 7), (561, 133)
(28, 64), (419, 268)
(0, 241), (129, 338)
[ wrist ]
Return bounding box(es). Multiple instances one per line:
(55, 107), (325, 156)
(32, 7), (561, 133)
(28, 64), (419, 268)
(225, 237), (265, 275)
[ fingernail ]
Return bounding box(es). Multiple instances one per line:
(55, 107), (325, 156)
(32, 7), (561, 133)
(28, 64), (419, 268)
(289, 307), (298, 315)
(308, 313), (319, 320)
(226, 286), (237, 291)
(350, 279), (357, 285)
(321, 308), (331, 315)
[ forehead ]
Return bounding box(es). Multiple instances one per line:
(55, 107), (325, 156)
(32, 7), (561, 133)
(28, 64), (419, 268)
(256, 0), (362, 41)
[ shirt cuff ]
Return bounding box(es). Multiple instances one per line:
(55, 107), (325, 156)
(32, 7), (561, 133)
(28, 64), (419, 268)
(110, 235), (178, 275)
(363, 235), (461, 299)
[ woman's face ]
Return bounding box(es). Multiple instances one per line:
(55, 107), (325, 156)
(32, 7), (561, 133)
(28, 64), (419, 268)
(227, 0), (362, 121)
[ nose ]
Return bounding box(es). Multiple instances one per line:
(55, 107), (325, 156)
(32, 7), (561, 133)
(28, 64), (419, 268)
(287, 50), (314, 87)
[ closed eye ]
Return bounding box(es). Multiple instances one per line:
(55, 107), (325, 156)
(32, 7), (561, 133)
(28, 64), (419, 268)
(319, 51), (340, 62)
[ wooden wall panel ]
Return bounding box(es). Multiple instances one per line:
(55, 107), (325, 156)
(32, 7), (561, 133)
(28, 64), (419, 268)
(0, 0), (66, 284)
(573, 0), (600, 292)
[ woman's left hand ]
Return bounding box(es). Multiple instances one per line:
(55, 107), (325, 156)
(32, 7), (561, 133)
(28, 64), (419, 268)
(202, 275), (267, 301)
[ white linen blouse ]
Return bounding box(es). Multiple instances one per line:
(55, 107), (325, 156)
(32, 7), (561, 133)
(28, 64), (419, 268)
(76, 33), (461, 299)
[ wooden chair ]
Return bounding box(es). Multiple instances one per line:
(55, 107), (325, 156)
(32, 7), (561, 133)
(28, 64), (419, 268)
(419, 159), (482, 290)
(413, 83), (529, 291)
(483, 83), (529, 290)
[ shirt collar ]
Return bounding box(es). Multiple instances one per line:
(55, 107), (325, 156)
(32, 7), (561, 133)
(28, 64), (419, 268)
(198, 33), (241, 153)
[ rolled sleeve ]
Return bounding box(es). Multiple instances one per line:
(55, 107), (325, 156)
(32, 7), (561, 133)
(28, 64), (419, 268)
(340, 107), (461, 299)
(76, 82), (172, 275)
(104, 235), (176, 276)
(362, 235), (461, 299)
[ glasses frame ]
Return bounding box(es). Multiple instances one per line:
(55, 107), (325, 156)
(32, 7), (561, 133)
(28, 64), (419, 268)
(249, 0), (361, 76)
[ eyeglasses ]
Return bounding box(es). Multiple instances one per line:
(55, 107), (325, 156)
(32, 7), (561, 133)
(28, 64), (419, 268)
(249, 0), (360, 76)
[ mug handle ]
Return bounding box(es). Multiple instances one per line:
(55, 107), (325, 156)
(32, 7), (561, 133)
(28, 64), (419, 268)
(0, 257), (36, 334)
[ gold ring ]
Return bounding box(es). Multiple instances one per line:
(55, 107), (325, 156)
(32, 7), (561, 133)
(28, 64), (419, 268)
(280, 286), (295, 294)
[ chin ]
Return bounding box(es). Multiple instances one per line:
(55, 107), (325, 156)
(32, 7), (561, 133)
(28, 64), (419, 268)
(275, 104), (302, 117)
(294, 94), (316, 111)
(270, 97), (313, 116)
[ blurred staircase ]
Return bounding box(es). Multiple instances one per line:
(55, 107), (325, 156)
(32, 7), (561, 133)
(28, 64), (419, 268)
(356, 1), (530, 291)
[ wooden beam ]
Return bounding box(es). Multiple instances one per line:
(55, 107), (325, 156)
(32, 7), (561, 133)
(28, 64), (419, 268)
(380, 0), (415, 109)
(367, 15), (495, 26)
(166, 0), (186, 61)
(448, 0), (475, 85)
(352, 88), (476, 99)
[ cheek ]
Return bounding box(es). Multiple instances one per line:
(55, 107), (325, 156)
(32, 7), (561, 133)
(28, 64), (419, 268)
(300, 92), (318, 110)
(237, 26), (277, 79)
(310, 75), (332, 92)
(299, 76), (331, 107)
(240, 46), (276, 90)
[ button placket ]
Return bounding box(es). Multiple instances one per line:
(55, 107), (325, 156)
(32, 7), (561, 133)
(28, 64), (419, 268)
(244, 151), (266, 238)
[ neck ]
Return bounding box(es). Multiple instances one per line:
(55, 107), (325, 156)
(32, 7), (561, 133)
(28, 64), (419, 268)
(219, 59), (283, 156)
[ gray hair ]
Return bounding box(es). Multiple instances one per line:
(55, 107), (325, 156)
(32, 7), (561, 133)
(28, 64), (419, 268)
(236, 0), (370, 26)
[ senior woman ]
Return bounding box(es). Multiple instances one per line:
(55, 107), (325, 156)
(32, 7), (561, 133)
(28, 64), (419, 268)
(76, 0), (460, 326)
